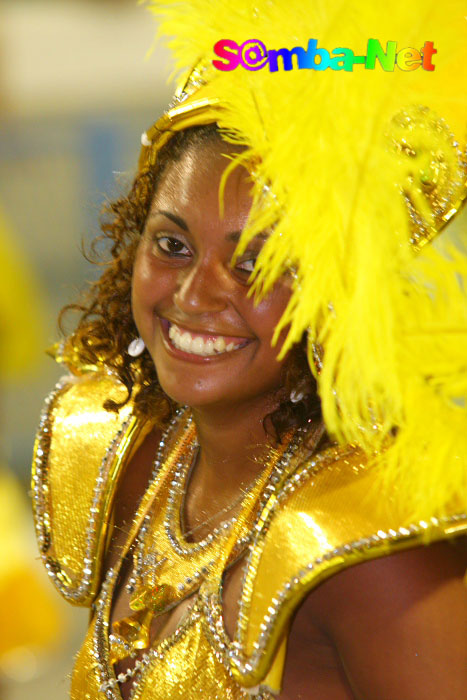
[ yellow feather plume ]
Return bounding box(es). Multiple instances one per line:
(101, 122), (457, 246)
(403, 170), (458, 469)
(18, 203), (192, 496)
(144, 0), (467, 522)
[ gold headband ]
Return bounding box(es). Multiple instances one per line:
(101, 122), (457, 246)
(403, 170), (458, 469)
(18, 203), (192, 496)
(138, 64), (220, 171)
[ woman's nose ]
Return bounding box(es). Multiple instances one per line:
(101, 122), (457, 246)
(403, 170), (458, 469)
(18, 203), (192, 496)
(173, 258), (229, 315)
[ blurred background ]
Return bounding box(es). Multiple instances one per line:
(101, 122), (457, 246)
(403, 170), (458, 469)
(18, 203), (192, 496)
(0, 1), (170, 697)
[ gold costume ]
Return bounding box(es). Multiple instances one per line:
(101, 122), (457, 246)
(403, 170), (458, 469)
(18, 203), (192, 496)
(32, 362), (467, 699)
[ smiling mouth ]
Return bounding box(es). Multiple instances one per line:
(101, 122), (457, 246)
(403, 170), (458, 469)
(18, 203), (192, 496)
(166, 321), (251, 358)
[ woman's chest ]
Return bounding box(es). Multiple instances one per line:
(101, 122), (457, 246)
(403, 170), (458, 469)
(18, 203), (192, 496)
(104, 539), (353, 700)
(97, 427), (356, 698)
(92, 537), (254, 700)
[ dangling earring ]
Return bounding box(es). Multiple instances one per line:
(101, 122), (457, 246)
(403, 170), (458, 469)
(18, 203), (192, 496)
(128, 337), (145, 357)
(290, 389), (304, 403)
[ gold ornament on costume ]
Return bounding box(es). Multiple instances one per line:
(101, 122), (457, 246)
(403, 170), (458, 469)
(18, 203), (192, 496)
(108, 412), (307, 666)
(169, 58), (215, 108)
(386, 105), (467, 251)
(138, 59), (220, 172)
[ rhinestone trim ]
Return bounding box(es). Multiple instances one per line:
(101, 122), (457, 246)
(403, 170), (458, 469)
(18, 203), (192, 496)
(95, 421), (311, 696)
(32, 376), (71, 556)
(204, 511), (467, 681)
(235, 443), (353, 646)
(223, 511), (467, 679)
(198, 445), (467, 683)
(94, 564), (203, 698)
(126, 407), (187, 595)
(32, 376), (134, 604)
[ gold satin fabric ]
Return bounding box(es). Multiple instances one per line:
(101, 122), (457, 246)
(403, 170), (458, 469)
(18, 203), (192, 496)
(72, 611), (274, 700)
(32, 372), (467, 698)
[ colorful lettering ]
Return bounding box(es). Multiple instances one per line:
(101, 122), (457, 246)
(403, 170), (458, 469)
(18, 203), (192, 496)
(268, 46), (308, 72)
(302, 39), (330, 71)
(396, 47), (422, 71)
(213, 39), (241, 71)
(365, 39), (397, 71)
(238, 39), (269, 70)
(421, 41), (437, 71)
(212, 37), (437, 74)
(330, 48), (355, 71)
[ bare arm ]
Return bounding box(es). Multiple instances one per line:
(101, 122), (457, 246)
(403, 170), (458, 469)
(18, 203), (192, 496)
(308, 538), (467, 700)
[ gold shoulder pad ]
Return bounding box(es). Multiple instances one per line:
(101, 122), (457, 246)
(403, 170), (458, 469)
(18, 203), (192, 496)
(31, 371), (146, 606)
(230, 444), (467, 687)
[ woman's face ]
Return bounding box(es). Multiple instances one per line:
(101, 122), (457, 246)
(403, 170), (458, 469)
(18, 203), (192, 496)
(131, 137), (292, 410)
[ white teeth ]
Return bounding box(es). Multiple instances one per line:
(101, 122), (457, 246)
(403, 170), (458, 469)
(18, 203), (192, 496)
(192, 337), (204, 353)
(214, 337), (226, 352)
(167, 323), (243, 357)
(180, 332), (192, 351)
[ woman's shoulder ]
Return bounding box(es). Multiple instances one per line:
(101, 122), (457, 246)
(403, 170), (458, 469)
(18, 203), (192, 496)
(31, 357), (149, 607)
(281, 535), (467, 699)
(229, 440), (467, 689)
(269, 440), (467, 565)
(297, 535), (467, 699)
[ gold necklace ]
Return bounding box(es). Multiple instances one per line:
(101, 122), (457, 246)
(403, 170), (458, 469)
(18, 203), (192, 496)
(109, 411), (306, 664)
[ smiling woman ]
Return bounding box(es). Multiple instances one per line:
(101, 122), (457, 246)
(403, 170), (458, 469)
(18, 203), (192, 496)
(133, 137), (293, 410)
(31, 1), (467, 699)
(60, 122), (318, 439)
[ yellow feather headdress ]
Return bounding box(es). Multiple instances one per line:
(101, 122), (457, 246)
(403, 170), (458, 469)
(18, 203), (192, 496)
(141, 0), (467, 522)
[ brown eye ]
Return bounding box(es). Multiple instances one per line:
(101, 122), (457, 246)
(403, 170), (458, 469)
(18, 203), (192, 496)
(236, 257), (256, 273)
(231, 255), (257, 286)
(155, 236), (191, 257)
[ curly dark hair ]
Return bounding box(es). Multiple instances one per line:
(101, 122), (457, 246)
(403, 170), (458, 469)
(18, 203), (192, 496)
(60, 123), (321, 441)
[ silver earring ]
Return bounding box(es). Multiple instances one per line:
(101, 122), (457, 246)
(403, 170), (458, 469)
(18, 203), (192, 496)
(290, 389), (304, 403)
(128, 337), (145, 357)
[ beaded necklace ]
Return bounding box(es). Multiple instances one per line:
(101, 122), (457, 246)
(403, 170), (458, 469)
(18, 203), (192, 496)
(95, 413), (325, 695)
(109, 409), (304, 665)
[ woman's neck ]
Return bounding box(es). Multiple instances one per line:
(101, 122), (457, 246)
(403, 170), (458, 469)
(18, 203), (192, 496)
(179, 395), (286, 540)
(189, 394), (281, 491)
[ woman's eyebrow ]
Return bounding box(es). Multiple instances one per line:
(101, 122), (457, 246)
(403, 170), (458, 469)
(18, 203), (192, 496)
(148, 213), (268, 242)
(225, 231), (268, 243)
(149, 209), (189, 231)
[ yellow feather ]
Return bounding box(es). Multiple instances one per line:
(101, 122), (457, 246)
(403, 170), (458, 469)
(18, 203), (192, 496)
(144, 0), (467, 522)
